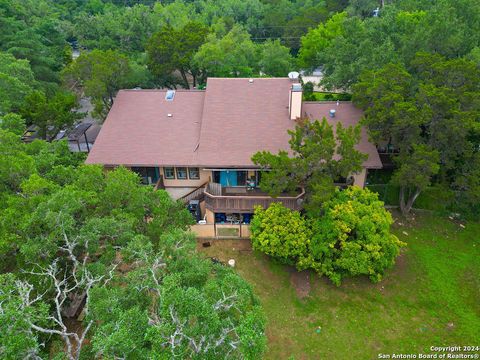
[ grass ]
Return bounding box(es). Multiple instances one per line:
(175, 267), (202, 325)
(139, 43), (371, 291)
(198, 213), (480, 360)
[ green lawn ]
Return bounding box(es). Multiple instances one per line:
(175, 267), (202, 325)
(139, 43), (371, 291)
(198, 213), (480, 360)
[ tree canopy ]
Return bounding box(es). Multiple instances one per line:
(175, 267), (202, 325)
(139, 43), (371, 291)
(0, 128), (266, 359)
(353, 53), (480, 215)
(252, 117), (367, 213)
(62, 49), (137, 120)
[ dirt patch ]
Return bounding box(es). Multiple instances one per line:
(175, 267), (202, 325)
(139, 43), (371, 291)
(287, 267), (311, 299)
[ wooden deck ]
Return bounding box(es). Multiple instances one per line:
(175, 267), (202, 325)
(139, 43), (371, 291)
(205, 183), (305, 213)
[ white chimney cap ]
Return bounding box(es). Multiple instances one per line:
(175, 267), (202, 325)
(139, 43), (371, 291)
(329, 109), (336, 117)
(248, 78), (254, 83)
(167, 113), (173, 117)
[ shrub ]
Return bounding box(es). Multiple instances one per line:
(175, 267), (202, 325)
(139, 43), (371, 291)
(251, 188), (404, 285)
(300, 187), (405, 285)
(250, 203), (312, 265)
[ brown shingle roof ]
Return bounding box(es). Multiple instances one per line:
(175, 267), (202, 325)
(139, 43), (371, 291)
(85, 89), (205, 167)
(192, 78), (293, 167)
(86, 78), (382, 169)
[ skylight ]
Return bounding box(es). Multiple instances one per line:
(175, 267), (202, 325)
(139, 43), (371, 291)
(165, 90), (175, 101)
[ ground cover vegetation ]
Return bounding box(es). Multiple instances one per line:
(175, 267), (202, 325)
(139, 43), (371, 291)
(200, 213), (480, 359)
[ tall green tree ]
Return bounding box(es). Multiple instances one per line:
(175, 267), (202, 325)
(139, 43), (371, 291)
(298, 12), (347, 70)
(252, 118), (367, 213)
(146, 22), (210, 88)
(62, 49), (135, 120)
(193, 24), (260, 78)
(20, 90), (83, 140)
(353, 54), (480, 215)
(0, 52), (35, 113)
(259, 39), (294, 77)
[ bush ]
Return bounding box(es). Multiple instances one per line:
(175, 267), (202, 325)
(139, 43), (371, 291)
(250, 203), (312, 265)
(301, 187), (405, 285)
(251, 188), (404, 285)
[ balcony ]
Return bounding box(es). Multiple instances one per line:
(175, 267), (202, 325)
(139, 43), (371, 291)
(204, 182), (305, 213)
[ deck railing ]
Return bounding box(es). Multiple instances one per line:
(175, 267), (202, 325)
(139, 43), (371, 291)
(179, 181), (209, 203)
(204, 183), (305, 212)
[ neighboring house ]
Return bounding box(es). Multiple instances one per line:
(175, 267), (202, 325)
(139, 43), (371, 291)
(86, 77), (381, 228)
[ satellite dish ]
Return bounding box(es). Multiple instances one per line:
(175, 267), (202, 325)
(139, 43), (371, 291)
(288, 71), (300, 80)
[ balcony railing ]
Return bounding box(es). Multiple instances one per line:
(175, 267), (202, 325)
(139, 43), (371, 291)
(204, 183), (305, 213)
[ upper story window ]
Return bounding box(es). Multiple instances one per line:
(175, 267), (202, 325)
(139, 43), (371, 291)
(188, 167), (200, 180)
(176, 167), (188, 179)
(164, 167), (175, 179)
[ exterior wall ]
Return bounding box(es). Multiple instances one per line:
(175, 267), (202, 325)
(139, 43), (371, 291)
(161, 168), (211, 188)
(191, 224), (216, 238)
(352, 168), (367, 188)
(190, 224), (251, 239)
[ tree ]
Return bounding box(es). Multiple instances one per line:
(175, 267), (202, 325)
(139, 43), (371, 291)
(259, 39), (294, 77)
(0, 113), (26, 136)
(193, 25), (260, 78)
(353, 54), (480, 215)
(303, 187), (405, 285)
(1, 231), (117, 360)
(302, 1), (480, 90)
(62, 49), (135, 120)
(0, 130), (35, 193)
(298, 12), (347, 70)
(250, 203), (312, 265)
(20, 90), (83, 140)
(88, 233), (267, 359)
(391, 144), (440, 214)
(252, 118), (367, 213)
(0, 273), (50, 359)
(0, 52), (35, 113)
(74, 4), (157, 52)
(146, 22), (209, 88)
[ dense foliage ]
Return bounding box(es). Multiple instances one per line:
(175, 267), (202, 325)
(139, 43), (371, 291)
(0, 126), (266, 359)
(252, 117), (366, 213)
(251, 187), (404, 285)
(250, 203), (312, 265)
(353, 54), (480, 215)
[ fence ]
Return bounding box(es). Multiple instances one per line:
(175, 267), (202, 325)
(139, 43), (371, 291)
(191, 223), (251, 239)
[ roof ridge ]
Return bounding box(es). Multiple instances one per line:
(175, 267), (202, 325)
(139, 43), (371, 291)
(119, 89), (206, 93)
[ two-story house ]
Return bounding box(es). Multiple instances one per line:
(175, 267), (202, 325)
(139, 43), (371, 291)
(86, 77), (382, 231)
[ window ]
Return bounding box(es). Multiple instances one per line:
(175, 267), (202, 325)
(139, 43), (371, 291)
(164, 167), (175, 179)
(132, 167), (159, 185)
(176, 167), (187, 179)
(188, 167), (200, 180)
(236, 171), (247, 186)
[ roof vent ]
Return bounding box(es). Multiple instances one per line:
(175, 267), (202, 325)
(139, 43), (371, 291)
(167, 113), (173, 117)
(165, 90), (175, 101)
(248, 79), (254, 83)
(329, 109), (336, 118)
